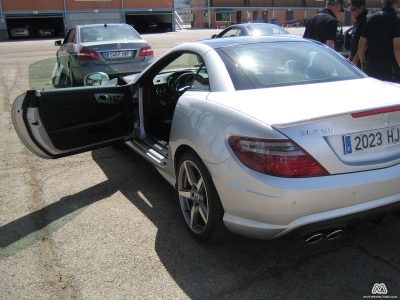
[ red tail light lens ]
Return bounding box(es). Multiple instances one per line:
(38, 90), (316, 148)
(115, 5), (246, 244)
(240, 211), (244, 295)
(351, 106), (400, 118)
(228, 136), (329, 178)
(77, 49), (99, 60)
(139, 46), (154, 57)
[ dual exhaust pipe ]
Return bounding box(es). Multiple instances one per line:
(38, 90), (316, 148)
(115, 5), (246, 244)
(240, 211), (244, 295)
(305, 229), (344, 245)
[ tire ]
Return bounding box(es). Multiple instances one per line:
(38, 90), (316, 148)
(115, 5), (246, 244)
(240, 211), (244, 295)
(177, 152), (226, 243)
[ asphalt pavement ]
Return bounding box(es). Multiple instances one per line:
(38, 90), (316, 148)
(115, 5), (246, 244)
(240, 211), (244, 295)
(0, 28), (399, 300)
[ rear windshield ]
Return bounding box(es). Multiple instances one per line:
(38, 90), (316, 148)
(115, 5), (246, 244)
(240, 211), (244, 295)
(220, 41), (364, 90)
(80, 26), (141, 43)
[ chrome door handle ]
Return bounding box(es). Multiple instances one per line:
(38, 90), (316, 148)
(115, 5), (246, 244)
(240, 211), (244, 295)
(94, 93), (123, 104)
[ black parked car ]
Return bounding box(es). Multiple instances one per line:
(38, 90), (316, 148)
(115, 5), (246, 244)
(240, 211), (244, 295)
(335, 25), (353, 58)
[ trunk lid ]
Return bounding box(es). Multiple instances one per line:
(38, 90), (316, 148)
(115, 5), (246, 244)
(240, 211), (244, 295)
(208, 78), (400, 174)
(80, 40), (148, 64)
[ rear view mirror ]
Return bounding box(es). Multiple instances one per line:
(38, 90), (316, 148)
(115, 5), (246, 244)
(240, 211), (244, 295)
(54, 40), (62, 46)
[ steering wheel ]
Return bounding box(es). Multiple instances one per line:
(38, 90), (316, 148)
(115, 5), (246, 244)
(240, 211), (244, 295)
(172, 72), (196, 98)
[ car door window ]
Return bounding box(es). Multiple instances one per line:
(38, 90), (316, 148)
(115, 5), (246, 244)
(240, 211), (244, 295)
(221, 28), (239, 38)
(66, 28), (76, 44)
(153, 52), (206, 95)
(191, 64), (209, 91)
(161, 52), (203, 72)
(62, 29), (72, 44)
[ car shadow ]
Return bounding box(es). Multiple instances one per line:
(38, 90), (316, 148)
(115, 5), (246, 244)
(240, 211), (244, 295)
(1, 145), (398, 297)
(90, 146), (400, 298)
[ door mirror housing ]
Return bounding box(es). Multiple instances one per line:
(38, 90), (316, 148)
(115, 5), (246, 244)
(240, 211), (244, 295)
(84, 72), (117, 87)
(54, 40), (62, 46)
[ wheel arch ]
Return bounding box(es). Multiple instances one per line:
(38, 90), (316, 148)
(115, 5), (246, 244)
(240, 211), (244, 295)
(174, 145), (226, 242)
(174, 144), (198, 177)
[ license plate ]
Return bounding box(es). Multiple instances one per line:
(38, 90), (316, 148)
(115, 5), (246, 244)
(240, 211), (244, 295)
(343, 125), (400, 155)
(108, 51), (132, 59)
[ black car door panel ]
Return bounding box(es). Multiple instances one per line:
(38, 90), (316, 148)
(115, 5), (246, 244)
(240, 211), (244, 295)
(13, 84), (136, 158)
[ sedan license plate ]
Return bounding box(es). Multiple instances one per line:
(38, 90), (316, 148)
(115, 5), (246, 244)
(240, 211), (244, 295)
(343, 125), (400, 155)
(108, 51), (132, 59)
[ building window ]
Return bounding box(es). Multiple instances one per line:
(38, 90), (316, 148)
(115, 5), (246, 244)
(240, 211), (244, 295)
(216, 12), (231, 22)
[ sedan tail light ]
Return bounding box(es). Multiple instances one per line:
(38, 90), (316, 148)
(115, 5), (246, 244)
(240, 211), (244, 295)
(77, 49), (99, 60)
(139, 46), (154, 57)
(228, 136), (329, 178)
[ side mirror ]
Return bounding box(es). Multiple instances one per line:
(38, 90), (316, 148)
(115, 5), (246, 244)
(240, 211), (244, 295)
(84, 72), (110, 86)
(84, 72), (117, 87)
(211, 34), (217, 39)
(54, 40), (62, 46)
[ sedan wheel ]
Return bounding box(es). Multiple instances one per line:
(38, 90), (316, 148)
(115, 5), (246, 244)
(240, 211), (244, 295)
(177, 152), (225, 242)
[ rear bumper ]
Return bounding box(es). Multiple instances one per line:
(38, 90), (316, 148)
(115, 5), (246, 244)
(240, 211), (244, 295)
(206, 158), (400, 240)
(282, 198), (400, 239)
(222, 192), (400, 240)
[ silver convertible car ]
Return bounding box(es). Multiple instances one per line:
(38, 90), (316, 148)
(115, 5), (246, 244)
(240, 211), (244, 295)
(12, 36), (400, 243)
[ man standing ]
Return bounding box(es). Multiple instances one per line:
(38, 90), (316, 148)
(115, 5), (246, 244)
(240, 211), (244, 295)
(303, 0), (344, 49)
(358, 0), (400, 82)
(348, 0), (368, 66)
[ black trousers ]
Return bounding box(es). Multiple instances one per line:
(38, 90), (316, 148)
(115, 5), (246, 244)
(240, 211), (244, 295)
(366, 60), (400, 83)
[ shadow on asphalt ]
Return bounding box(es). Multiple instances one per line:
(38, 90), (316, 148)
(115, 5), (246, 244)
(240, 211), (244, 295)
(89, 146), (400, 298)
(0, 180), (113, 249)
(1, 145), (399, 298)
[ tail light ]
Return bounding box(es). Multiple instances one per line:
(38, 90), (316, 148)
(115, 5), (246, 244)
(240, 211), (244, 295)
(351, 106), (400, 118)
(228, 136), (329, 178)
(139, 46), (154, 57)
(77, 49), (99, 60)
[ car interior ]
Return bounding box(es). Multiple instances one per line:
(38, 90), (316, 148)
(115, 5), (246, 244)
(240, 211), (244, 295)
(138, 52), (210, 146)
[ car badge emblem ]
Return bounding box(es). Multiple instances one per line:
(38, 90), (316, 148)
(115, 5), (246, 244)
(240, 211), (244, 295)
(116, 43), (121, 48)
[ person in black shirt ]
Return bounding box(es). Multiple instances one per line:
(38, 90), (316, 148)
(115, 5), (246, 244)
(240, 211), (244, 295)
(303, 0), (345, 49)
(358, 0), (400, 82)
(348, 0), (368, 66)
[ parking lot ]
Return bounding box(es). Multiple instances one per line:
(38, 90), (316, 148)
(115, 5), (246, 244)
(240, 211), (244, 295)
(0, 29), (400, 299)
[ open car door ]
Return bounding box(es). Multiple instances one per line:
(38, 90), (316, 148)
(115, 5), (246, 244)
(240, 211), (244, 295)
(12, 84), (136, 159)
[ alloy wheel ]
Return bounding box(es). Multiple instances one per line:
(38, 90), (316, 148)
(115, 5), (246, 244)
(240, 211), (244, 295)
(178, 160), (209, 234)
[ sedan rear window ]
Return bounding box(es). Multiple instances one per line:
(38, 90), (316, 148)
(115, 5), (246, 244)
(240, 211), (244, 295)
(80, 26), (141, 43)
(220, 41), (364, 89)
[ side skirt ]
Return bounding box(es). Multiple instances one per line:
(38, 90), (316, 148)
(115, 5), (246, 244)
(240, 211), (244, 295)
(125, 139), (176, 187)
(125, 139), (167, 166)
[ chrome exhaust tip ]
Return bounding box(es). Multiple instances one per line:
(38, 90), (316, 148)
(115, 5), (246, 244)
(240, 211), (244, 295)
(305, 233), (325, 244)
(326, 229), (344, 241)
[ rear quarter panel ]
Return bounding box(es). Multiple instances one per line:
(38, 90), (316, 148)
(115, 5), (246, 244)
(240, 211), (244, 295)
(169, 91), (286, 165)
